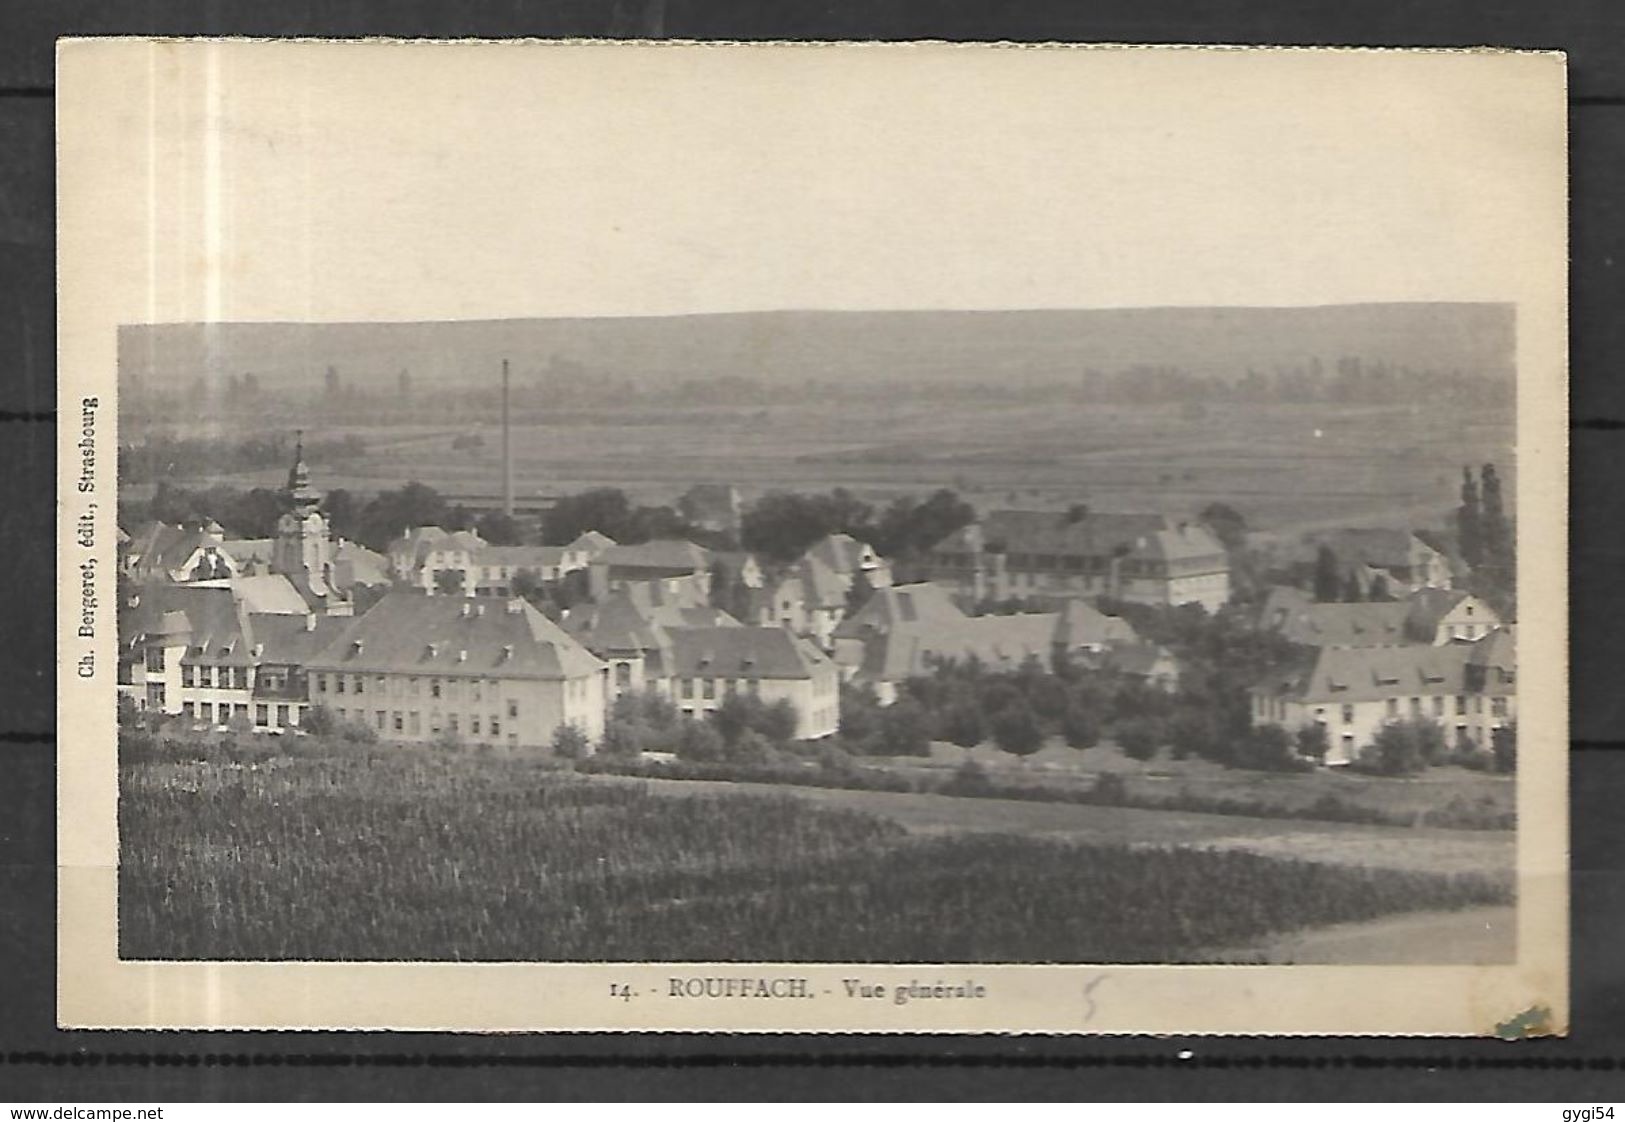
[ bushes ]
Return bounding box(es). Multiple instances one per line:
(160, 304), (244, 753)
(939, 702), (987, 749)
(1358, 719), (1447, 776)
(711, 693), (798, 751)
(1114, 716), (1163, 762)
(551, 724), (591, 760)
(1233, 724), (1312, 773)
(1059, 704), (1100, 750)
(1491, 724), (1517, 774)
(1294, 723), (1330, 765)
(990, 703), (1044, 759)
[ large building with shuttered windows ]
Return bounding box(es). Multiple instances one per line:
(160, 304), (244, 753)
(302, 589), (608, 749)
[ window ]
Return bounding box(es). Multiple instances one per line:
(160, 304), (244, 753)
(1341, 704), (1355, 724)
(431, 679), (442, 698)
(1409, 697), (1421, 716)
(491, 716), (501, 737)
(315, 673), (327, 694)
(449, 714), (459, 734)
(408, 711), (420, 735)
(1455, 694), (1466, 715)
(615, 663), (632, 688)
(472, 715), (482, 735)
(473, 680), (483, 702)
(748, 679), (761, 696)
(702, 679), (716, 700)
(393, 711), (404, 732)
(375, 710), (386, 730)
(182, 665), (195, 687)
(1491, 697), (1508, 717)
(1433, 696), (1445, 717)
(200, 701), (214, 723)
(354, 676), (364, 695)
(183, 701), (195, 721)
(145, 646), (165, 673)
(681, 679), (696, 701)
(1385, 698), (1398, 718)
(507, 700), (518, 719)
(255, 704), (269, 727)
(336, 675), (346, 694)
(277, 704), (290, 727)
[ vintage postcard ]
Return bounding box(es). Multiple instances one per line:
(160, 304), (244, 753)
(57, 39), (1567, 1034)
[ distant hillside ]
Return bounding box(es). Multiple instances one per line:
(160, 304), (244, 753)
(118, 303), (1515, 391)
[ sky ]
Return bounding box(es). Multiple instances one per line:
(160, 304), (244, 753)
(59, 40), (1566, 325)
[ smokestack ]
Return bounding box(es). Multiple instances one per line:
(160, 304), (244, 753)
(501, 358), (513, 518)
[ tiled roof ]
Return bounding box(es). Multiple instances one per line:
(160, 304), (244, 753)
(1404, 587), (1477, 633)
(221, 538), (275, 567)
(306, 590), (604, 680)
(1133, 524), (1227, 564)
(232, 574), (312, 616)
(1468, 627), (1516, 673)
(1054, 599), (1139, 649)
(804, 533), (872, 575)
(250, 613), (351, 664)
(795, 554), (847, 609)
(126, 521), (223, 578)
(568, 530), (617, 553)
(473, 544), (566, 567)
(1264, 644), (1478, 704)
(1272, 600), (1411, 648)
(600, 539), (710, 573)
(563, 582), (737, 655)
(835, 582), (967, 639)
(122, 583), (256, 666)
(391, 526), (485, 567)
(665, 627), (831, 680)
(333, 540), (392, 588)
(1312, 528), (1430, 571)
(931, 509), (1199, 562)
(1256, 585), (1314, 628)
(858, 613), (1059, 683)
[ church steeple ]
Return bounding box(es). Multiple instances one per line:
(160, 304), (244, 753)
(285, 430), (320, 513)
(273, 429), (338, 609)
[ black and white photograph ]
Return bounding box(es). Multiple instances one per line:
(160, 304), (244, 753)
(57, 39), (1567, 1033)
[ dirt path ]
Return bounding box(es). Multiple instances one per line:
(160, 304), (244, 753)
(602, 774), (1515, 879)
(1201, 906), (1516, 965)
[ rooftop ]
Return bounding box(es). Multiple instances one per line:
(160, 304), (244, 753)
(305, 590), (604, 680)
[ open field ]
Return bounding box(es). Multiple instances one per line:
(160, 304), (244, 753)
(865, 739), (1517, 826)
(1199, 906), (1515, 965)
(123, 398), (1513, 534)
(119, 748), (1511, 963)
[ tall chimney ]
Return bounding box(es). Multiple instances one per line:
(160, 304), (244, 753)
(501, 358), (514, 518)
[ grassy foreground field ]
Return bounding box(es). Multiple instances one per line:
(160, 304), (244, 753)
(120, 749), (1511, 963)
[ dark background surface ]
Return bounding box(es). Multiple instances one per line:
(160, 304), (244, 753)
(1, 0), (1622, 1102)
